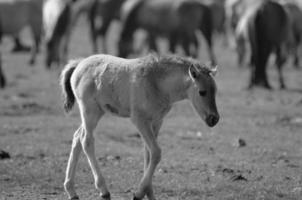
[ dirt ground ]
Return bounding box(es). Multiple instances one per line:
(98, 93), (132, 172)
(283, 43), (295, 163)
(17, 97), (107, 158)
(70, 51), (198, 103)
(1, 19), (302, 200)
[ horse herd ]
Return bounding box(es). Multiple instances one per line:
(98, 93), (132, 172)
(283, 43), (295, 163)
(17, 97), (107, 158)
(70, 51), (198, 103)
(0, 0), (301, 90)
(1, 0), (302, 199)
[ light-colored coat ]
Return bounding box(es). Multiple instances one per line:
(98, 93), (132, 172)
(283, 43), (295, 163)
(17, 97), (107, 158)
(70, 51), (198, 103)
(60, 54), (219, 200)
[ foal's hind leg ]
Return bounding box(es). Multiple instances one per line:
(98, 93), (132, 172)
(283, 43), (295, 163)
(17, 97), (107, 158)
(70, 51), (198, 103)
(143, 120), (163, 200)
(28, 35), (40, 66)
(78, 101), (110, 199)
(64, 100), (110, 200)
(64, 126), (83, 199)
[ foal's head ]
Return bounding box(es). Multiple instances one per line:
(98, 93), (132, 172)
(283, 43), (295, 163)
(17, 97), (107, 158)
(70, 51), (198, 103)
(187, 63), (219, 127)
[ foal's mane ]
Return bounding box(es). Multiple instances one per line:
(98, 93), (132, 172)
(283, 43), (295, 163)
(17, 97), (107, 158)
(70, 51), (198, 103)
(144, 54), (212, 75)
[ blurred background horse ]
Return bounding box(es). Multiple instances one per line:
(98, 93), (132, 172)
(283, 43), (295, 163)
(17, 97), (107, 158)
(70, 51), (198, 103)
(89, 0), (126, 53)
(118, 0), (216, 64)
(0, 0), (43, 65)
(282, 1), (302, 68)
(0, 0), (43, 88)
(0, 0), (301, 90)
(241, 0), (290, 89)
(43, 0), (123, 68)
(43, 0), (76, 68)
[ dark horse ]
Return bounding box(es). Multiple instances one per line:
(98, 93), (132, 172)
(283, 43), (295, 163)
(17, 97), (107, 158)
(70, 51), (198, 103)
(283, 2), (302, 68)
(118, 0), (216, 64)
(247, 0), (290, 89)
(0, 25), (5, 88)
(0, 54), (5, 88)
(45, 0), (125, 67)
(89, 0), (126, 53)
(44, 0), (75, 68)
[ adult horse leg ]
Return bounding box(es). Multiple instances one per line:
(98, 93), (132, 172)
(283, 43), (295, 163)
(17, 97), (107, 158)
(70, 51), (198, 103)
(235, 34), (246, 66)
(28, 22), (42, 66)
(147, 33), (158, 53)
(293, 35), (300, 68)
(0, 53), (6, 88)
(190, 33), (199, 58)
(132, 113), (162, 200)
(180, 35), (191, 57)
(252, 44), (272, 89)
(201, 30), (216, 65)
(64, 100), (110, 200)
(168, 33), (178, 54)
(12, 36), (31, 52)
(61, 34), (70, 66)
(96, 18), (112, 54)
(200, 20), (216, 64)
(180, 33), (199, 58)
(276, 46), (286, 89)
(28, 35), (41, 66)
(88, 0), (99, 53)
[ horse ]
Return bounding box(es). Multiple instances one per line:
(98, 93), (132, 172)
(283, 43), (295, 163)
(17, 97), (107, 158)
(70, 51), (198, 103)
(118, 0), (216, 64)
(244, 0), (290, 89)
(234, 1), (302, 68)
(60, 53), (219, 200)
(282, 1), (302, 68)
(201, 0), (227, 44)
(89, 0), (126, 53)
(0, 53), (5, 88)
(43, 0), (103, 68)
(43, 0), (75, 68)
(0, 0), (43, 65)
(234, 5), (257, 66)
(224, 0), (263, 48)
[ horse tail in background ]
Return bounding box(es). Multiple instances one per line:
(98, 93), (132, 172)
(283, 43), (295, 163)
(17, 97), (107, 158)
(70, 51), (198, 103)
(60, 59), (82, 112)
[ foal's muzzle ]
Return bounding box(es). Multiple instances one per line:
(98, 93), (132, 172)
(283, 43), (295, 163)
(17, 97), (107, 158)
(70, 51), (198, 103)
(206, 114), (219, 127)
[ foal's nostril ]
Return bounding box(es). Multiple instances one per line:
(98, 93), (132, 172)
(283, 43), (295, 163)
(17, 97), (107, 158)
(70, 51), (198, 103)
(206, 115), (219, 127)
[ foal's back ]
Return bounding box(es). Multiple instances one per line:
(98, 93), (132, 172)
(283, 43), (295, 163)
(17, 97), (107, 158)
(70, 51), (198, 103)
(70, 54), (145, 117)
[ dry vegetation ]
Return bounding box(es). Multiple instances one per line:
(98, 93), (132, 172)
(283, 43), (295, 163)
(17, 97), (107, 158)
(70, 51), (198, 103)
(1, 19), (302, 200)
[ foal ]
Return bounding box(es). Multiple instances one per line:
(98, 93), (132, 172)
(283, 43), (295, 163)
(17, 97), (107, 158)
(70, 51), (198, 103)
(60, 54), (220, 200)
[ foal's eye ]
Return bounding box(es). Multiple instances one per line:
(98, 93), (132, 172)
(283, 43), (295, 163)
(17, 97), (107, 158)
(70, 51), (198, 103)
(199, 90), (207, 97)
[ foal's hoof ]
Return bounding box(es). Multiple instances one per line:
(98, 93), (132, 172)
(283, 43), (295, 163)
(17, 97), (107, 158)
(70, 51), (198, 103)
(101, 192), (111, 200)
(70, 195), (79, 200)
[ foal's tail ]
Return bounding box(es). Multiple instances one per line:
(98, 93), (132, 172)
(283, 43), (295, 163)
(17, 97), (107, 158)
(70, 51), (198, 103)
(60, 58), (82, 113)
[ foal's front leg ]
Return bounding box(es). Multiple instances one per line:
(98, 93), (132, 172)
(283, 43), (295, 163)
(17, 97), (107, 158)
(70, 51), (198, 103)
(143, 120), (163, 200)
(132, 114), (162, 200)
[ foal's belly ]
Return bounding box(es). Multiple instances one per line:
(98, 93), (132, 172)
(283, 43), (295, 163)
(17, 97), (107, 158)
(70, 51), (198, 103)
(97, 92), (131, 118)
(95, 65), (132, 118)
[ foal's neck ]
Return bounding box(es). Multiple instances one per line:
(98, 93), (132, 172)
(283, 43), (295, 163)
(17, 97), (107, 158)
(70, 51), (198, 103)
(159, 70), (191, 104)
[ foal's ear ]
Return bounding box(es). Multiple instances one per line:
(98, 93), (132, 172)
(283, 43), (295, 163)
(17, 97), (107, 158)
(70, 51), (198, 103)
(189, 64), (199, 79)
(210, 65), (218, 77)
(205, 61), (218, 77)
